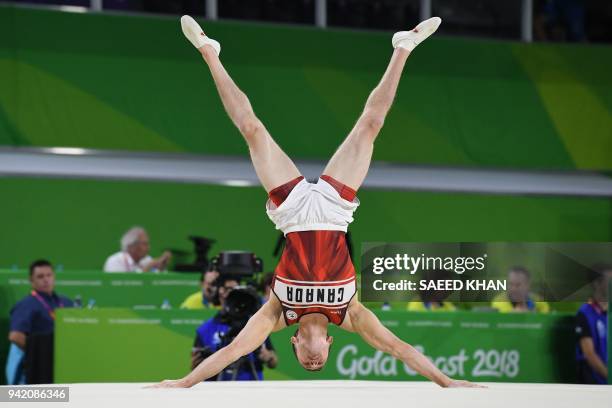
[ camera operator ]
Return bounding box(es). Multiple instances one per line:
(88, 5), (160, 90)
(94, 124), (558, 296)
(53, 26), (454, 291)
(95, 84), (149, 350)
(191, 275), (277, 380)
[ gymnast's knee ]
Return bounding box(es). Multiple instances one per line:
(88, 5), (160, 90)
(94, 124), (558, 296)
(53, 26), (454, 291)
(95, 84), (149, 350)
(358, 112), (385, 140)
(239, 118), (263, 139)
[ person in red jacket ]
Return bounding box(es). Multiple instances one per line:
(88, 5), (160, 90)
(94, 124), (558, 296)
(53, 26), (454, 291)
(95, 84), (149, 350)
(151, 15), (483, 389)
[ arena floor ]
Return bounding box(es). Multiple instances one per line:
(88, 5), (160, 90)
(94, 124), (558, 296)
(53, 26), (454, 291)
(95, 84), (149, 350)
(4, 381), (611, 408)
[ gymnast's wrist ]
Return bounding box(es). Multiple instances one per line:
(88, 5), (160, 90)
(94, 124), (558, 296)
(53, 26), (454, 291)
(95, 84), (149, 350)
(180, 376), (197, 388)
(437, 375), (452, 388)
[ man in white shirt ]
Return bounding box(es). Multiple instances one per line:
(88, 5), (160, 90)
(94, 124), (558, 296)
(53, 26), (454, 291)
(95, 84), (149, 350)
(103, 226), (172, 273)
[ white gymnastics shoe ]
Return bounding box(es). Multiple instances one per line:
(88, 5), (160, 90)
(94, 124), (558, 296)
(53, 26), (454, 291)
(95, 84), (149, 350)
(180, 15), (221, 56)
(392, 17), (442, 52)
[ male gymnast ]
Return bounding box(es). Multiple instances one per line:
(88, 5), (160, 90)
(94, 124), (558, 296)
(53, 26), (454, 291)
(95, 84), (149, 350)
(152, 15), (482, 388)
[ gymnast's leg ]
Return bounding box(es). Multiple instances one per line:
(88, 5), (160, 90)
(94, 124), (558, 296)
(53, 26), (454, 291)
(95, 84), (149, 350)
(323, 17), (441, 191)
(182, 16), (301, 192)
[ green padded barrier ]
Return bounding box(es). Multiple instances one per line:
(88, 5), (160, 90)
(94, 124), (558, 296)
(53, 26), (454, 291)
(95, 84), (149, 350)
(0, 270), (201, 385)
(1, 5), (610, 169)
(54, 308), (576, 383)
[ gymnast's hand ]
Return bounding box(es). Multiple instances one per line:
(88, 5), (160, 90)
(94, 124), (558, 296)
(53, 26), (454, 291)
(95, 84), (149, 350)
(146, 378), (192, 388)
(444, 379), (487, 388)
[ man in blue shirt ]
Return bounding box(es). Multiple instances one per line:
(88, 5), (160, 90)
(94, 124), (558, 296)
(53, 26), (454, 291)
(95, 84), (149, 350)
(7, 260), (74, 383)
(575, 264), (611, 384)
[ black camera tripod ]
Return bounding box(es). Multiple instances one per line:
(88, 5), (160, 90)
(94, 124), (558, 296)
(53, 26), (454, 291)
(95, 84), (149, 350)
(217, 352), (261, 381)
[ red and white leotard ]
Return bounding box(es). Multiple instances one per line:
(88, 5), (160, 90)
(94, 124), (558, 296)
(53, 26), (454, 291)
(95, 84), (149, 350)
(269, 175), (358, 326)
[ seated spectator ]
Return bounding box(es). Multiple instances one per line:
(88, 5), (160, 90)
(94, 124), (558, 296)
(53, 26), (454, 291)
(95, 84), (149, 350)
(7, 260), (74, 384)
(181, 269), (220, 309)
(491, 266), (550, 313)
(575, 264), (611, 384)
(191, 276), (277, 380)
(104, 226), (172, 273)
(407, 269), (456, 312)
(407, 300), (456, 312)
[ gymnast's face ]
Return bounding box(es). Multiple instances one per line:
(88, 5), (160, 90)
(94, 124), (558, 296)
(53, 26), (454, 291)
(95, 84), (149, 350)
(290, 327), (333, 371)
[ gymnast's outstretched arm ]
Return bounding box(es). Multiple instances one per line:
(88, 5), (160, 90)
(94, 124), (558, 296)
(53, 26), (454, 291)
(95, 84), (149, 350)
(343, 301), (485, 388)
(149, 297), (283, 388)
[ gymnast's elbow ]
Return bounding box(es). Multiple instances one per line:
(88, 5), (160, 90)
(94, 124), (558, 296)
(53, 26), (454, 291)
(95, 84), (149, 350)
(226, 338), (265, 362)
(224, 342), (247, 362)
